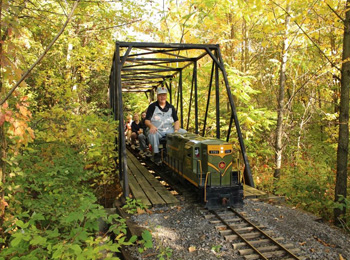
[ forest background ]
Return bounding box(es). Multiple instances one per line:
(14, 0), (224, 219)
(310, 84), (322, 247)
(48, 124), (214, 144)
(0, 0), (349, 258)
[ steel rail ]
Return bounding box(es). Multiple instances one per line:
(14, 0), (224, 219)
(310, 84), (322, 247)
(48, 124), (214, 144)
(210, 210), (268, 260)
(229, 208), (301, 259)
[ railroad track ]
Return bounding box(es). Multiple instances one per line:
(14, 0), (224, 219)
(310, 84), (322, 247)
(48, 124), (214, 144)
(131, 147), (304, 259)
(201, 207), (303, 260)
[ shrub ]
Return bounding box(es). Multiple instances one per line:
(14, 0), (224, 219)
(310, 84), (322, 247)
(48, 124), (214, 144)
(0, 142), (135, 259)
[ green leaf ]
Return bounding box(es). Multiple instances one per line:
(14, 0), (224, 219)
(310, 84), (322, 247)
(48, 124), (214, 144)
(16, 220), (29, 229)
(70, 244), (82, 254)
(128, 235), (137, 243)
(141, 230), (152, 241)
(11, 236), (22, 247)
(144, 240), (153, 249)
(30, 235), (47, 246)
(47, 228), (60, 238)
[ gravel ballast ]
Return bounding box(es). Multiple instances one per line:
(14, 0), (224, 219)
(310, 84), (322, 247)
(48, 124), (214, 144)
(127, 198), (350, 260)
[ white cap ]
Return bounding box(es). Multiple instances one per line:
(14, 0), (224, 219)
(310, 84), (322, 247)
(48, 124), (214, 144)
(157, 87), (168, 95)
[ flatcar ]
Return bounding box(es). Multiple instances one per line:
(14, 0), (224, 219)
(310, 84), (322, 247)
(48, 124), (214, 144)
(158, 132), (243, 209)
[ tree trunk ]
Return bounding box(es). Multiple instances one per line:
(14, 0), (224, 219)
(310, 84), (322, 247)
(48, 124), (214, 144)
(274, 3), (291, 181)
(241, 18), (248, 72)
(0, 0), (7, 224)
(334, 0), (350, 226)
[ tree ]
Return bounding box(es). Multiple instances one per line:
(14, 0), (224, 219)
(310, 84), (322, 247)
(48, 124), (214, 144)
(274, 3), (291, 181)
(334, 0), (350, 225)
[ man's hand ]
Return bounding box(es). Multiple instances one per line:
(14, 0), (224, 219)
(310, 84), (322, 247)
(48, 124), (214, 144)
(174, 120), (180, 133)
(149, 125), (158, 134)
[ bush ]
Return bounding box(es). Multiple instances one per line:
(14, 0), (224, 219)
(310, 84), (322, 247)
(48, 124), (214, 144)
(275, 158), (335, 220)
(0, 142), (135, 259)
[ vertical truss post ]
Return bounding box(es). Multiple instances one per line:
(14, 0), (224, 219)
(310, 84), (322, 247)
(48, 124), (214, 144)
(150, 88), (155, 102)
(179, 70), (183, 128)
(194, 61), (198, 134)
(176, 80), (180, 113)
(114, 51), (122, 183)
(203, 62), (215, 136)
(215, 50), (220, 139)
(217, 48), (254, 187)
(169, 80), (172, 104)
(187, 68), (195, 131)
(116, 44), (132, 198)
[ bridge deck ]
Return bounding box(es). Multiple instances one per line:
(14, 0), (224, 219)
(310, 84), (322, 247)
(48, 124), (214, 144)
(126, 150), (179, 208)
(243, 184), (267, 198)
(126, 149), (268, 206)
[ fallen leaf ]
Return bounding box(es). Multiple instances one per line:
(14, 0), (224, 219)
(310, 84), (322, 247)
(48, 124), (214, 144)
(313, 236), (336, 248)
(279, 215), (284, 219)
(137, 208), (145, 215)
(164, 215), (169, 219)
(299, 241), (306, 246)
(188, 246), (196, 253)
(340, 254), (345, 260)
(216, 226), (226, 231)
(254, 208), (261, 212)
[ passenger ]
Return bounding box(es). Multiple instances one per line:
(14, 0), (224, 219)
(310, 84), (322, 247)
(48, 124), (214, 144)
(139, 111), (148, 136)
(145, 86), (186, 164)
(130, 113), (141, 149)
(125, 115), (132, 144)
(138, 111), (150, 156)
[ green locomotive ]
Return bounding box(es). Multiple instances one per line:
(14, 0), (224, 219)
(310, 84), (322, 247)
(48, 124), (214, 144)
(161, 132), (243, 209)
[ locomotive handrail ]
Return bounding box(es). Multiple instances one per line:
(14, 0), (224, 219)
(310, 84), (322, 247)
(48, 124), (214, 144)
(198, 160), (203, 185)
(204, 172), (211, 202)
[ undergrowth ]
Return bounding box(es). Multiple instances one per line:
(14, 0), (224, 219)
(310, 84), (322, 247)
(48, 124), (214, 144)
(0, 142), (136, 259)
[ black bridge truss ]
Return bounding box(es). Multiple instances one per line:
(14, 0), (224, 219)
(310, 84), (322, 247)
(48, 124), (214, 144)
(109, 42), (255, 198)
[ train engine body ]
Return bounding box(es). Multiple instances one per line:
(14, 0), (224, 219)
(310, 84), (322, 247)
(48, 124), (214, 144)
(162, 132), (243, 209)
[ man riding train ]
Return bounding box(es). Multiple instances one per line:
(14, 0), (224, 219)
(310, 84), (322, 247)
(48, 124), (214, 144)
(145, 86), (186, 165)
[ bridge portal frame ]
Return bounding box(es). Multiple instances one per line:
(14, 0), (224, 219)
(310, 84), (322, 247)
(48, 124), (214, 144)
(109, 42), (255, 199)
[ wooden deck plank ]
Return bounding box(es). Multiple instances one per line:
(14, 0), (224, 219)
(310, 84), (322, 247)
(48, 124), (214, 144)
(127, 156), (166, 206)
(127, 166), (152, 207)
(127, 151), (179, 205)
(127, 152), (164, 187)
(154, 188), (179, 205)
(243, 184), (267, 198)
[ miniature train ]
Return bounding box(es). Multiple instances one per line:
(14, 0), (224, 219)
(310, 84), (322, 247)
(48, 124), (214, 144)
(158, 132), (243, 209)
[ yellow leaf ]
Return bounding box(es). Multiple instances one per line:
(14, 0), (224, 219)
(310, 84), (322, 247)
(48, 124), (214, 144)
(19, 106), (28, 117)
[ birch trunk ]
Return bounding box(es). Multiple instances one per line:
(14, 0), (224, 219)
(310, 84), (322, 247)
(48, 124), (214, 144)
(274, 4), (291, 180)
